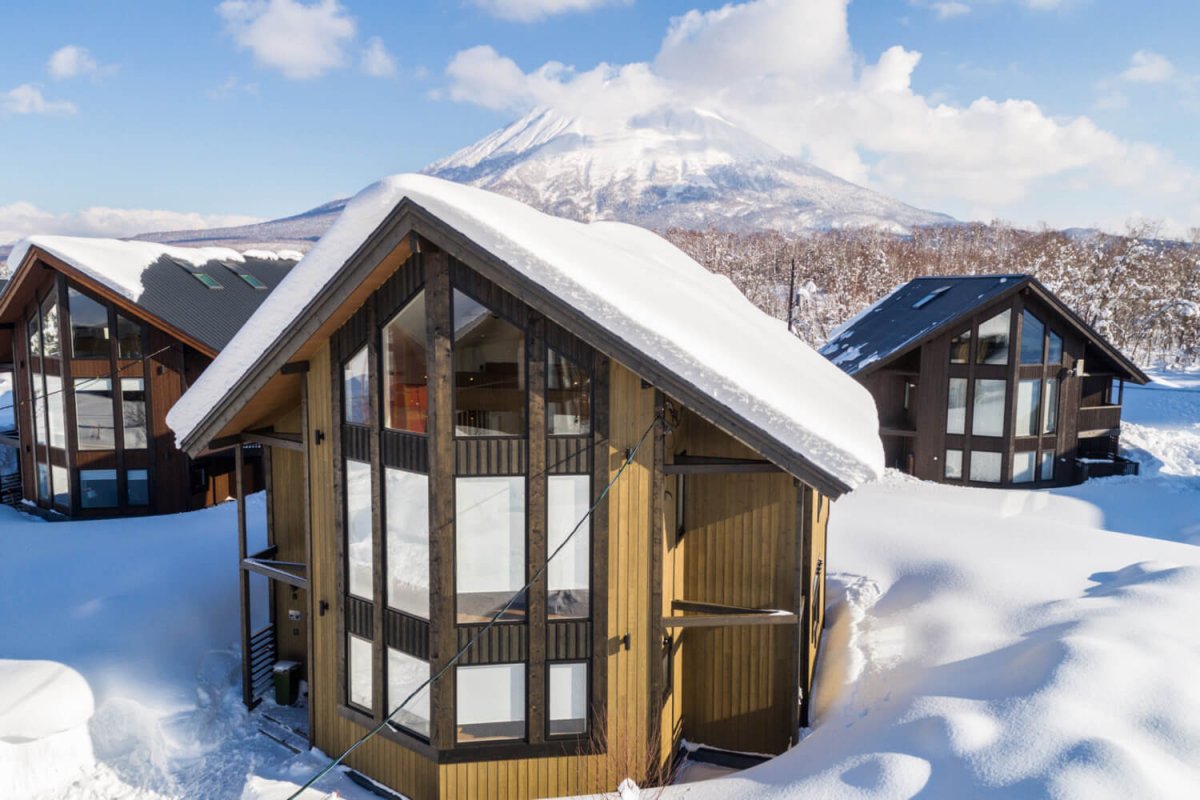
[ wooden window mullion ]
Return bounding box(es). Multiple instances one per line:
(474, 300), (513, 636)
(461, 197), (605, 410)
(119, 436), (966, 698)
(527, 313), (547, 745)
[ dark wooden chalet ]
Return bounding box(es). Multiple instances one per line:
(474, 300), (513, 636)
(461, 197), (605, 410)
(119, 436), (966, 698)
(0, 238), (297, 517)
(169, 175), (883, 799)
(821, 274), (1150, 487)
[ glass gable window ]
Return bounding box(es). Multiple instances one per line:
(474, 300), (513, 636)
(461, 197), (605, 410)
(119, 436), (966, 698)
(121, 379), (147, 449)
(387, 649), (431, 738)
(343, 346), (371, 425)
(1020, 310), (1045, 364)
(456, 476), (526, 623)
(975, 309), (1011, 365)
(116, 315), (142, 359)
(456, 664), (525, 743)
(949, 329), (970, 364)
(969, 451), (1002, 483)
(1040, 451), (1056, 481)
(547, 475), (590, 619)
(1043, 379), (1059, 434)
(453, 290), (525, 437)
(1016, 379), (1041, 437)
(945, 449), (963, 480)
(75, 379), (116, 450)
(386, 468), (429, 619)
(41, 298), (61, 357)
(972, 379), (1006, 437)
(27, 314), (42, 358)
(346, 459), (374, 600)
(383, 291), (428, 433)
(946, 378), (967, 435)
(1047, 331), (1063, 365)
(1013, 452), (1036, 483)
(69, 288), (110, 359)
(80, 469), (119, 508)
(348, 634), (373, 711)
(548, 662), (588, 736)
(547, 349), (590, 435)
(127, 469), (149, 506)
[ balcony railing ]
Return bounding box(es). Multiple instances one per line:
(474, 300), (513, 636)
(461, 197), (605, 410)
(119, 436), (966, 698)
(1077, 404), (1122, 438)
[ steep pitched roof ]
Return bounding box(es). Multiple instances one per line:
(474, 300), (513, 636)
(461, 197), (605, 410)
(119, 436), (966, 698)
(2, 237), (299, 353)
(169, 174), (885, 496)
(821, 274), (1148, 383)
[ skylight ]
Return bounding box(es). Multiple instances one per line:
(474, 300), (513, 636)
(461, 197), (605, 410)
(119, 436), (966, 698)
(192, 272), (223, 290)
(220, 261), (267, 290)
(912, 286), (950, 309)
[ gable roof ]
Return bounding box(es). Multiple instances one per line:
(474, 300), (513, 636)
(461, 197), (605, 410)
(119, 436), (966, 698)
(1, 237), (299, 354)
(168, 174), (885, 497)
(820, 274), (1149, 383)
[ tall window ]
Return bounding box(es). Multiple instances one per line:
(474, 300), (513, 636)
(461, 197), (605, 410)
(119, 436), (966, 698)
(1020, 311), (1045, 364)
(344, 346), (370, 425)
(547, 475), (590, 619)
(32, 370), (47, 447)
(1047, 330), (1063, 365)
(1015, 379), (1041, 437)
(1040, 451), (1055, 481)
(46, 376), (66, 449)
(453, 290), (525, 436)
(386, 467), (429, 619)
(75, 378), (116, 450)
(972, 379), (1006, 437)
(383, 291), (428, 433)
(946, 378), (967, 435)
(1043, 379), (1059, 434)
(456, 476), (526, 623)
(116, 316), (142, 359)
(346, 459), (373, 600)
(348, 633), (373, 711)
(121, 379), (147, 449)
(69, 288), (110, 359)
(547, 349), (590, 435)
(975, 310), (1011, 365)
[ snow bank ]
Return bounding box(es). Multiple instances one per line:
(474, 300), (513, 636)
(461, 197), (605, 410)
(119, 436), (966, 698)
(169, 174), (884, 489)
(0, 659), (96, 797)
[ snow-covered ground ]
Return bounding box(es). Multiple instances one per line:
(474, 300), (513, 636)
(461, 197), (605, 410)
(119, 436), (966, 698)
(1, 370), (1198, 799)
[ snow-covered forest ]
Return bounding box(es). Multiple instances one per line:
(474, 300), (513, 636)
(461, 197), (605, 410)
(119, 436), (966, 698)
(667, 223), (1200, 367)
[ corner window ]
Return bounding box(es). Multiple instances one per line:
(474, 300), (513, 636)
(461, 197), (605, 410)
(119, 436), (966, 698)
(948, 329), (970, 364)
(946, 377), (967, 435)
(68, 288), (110, 359)
(456, 476), (526, 623)
(453, 290), (525, 437)
(343, 346), (370, 425)
(348, 633), (373, 711)
(385, 468), (429, 619)
(547, 475), (590, 619)
(346, 459), (374, 600)
(945, 449), (963, 480)
(548, 662), (588, 736)
(547, 349), (590, 435)
(1043, 379), (1059, 434)
(383, 290), (428, 434)
(387, 649), (431, 738)
(969, 451), (1002, 483)
(456, 664), (525, 743)
(121, 378), (147, 449)
(975, 309), (1011, 365)
(972, 379), (1006, 437)
(1015, 379), (1041, 437)
(1013, 452), (1036, 483)
(1020, 310), (1045, 364)
(127, 469), (149, 506)
(75, 378), (115, 451)
(80, 469), (119, 509)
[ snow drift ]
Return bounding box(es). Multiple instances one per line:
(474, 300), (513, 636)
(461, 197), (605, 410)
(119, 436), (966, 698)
(0, 660), (96, 798)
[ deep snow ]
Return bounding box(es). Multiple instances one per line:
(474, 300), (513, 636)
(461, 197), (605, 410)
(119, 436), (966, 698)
(1, 371), (1197, 799)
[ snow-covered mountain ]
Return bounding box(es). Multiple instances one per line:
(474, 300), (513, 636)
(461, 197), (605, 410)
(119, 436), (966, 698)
(423, 106), (952, 234)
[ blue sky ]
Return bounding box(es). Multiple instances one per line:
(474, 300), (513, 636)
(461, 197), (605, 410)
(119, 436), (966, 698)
(1, 0), (1197, 242)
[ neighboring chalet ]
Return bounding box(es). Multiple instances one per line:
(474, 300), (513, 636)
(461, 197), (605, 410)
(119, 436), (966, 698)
(0, 238), (298, 517)
(821, 274), (1149, 487)
(168, 175), (883, 799)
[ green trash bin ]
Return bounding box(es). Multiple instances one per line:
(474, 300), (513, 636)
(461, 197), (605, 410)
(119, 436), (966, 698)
(273, 660), (301, 706)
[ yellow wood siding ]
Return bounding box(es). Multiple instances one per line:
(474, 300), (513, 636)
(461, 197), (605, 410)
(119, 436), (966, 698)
(270, 406), (309, 664)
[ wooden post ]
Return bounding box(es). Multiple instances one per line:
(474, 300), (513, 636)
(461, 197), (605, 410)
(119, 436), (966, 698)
(236, 442), (253, 709)
(527, 313), (547, 745)
(647, 390), (666, 766)
(794, 481), (811, 735)
(301, 370), (316, 746)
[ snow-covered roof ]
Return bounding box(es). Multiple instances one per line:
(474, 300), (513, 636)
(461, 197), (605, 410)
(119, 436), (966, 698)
(169, 174), (884, 491)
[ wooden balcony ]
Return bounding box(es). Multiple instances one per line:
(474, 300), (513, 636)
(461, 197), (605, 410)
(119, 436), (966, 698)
(1077, 404), (1122, 438)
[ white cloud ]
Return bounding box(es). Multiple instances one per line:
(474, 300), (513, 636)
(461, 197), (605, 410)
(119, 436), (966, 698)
(1, 84), (77, 116)
(930, 2), (970, 19)
(0, 201), (262, 247)
(1121, 50), (1175, 84)
(360, 37), (397, 78)
(217, 0), (356, 79)
(470, 0), (631, 22)
(443, 0), (1198, 231)
(47, 45), (114, 81)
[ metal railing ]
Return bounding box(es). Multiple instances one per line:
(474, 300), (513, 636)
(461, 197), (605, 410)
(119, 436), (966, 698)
(248, 624), (277, 704)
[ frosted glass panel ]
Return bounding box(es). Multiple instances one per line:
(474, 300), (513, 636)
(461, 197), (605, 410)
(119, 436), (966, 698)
(1016, 379), (1041, 437)
(549, 662), (587, 736)
(548, 475), (590, 619)
(976, 309), (1011, 365)
(1013, 451), (1036, 483)
(456, 477), (526, 623)
(456, 664), (525, 742)
(386, 468), (429, 619)
(346, 459), (373, 600)
(947, 378), (967, 435)
(349, 634), (373, 710)
(387, 649), (430, 737)
(970, 451), (1002, 483)
(945, 449), (963, 480)
(972, 379), (1006, 437)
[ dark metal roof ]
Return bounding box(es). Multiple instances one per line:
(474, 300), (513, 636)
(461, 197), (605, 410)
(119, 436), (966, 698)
(134, 255), (296, 352)
(821, 275), (1027, 375)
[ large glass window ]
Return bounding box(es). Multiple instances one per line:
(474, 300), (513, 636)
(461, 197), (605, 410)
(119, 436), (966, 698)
(80, 469), (119, 509)
(343, 346), (370, 425)
(975, 309), (1011, 365)
(548, 662), (588, 736)
(116, 315), (142, 360)
(1013, 452), (1036, 483)
(127, 469), (149, 506)
(1016, 379), (1041, 437)
(1043, 379), (1059, 434)
(68, 288), (110, 359)
(46, 376), (66, 449)
(949, 329), (970, 364)
(1040, 451), (1055, 481)
(453, 290), (525, 437)
(456, 476), (526, 623)
(456, 664), (525, 742)
(52, 464), (69, 507)
(547, 349), (590, 435)
(32, 372), (46, 446)
(75, 378), (115, 450)
(386, 468), (429, 619)
(27, 314), (42, 358)
(547, 475), (590, 619)
(972, 379), (1006, 437)
(1020, 310), (1045, 364)
(945, 449), (963, 480)
(383, 291), (428, 433)
(387, 649), (431, 738)
(946, 378), (967, 435)
(969, 451), (1002, 483)
(346, 459), (374, 600)
(348, 633), (373, 711)
(121, 378), (147, 449)
(1047, 331), (1063, 365)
